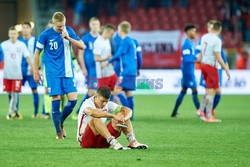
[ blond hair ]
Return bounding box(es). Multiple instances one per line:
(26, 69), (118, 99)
(52, 12), (66, 23)
(119, 21), (131, 34)
(89, 17), (100, 24)
(207, 20), (217, 27)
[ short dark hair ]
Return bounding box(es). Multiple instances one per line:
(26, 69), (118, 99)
(212, 21), (222, 31)
(184, 24), (196, 32)
(97, 86), (111, 99)
(105, 24), (116, 31)
(9, 26), (16, 31)
(22, 22), (32, 27)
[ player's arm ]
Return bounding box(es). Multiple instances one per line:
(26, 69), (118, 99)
(215, 52), (230, 79)
(61, 30), (85, 50)
(136, 45), (142, 76)
(33, 49), (42, 83)
(84, 107), (124, 122)
(94, 54), (112, 62)
(76, 49), (87, 76)
(25, 57), (33, 73)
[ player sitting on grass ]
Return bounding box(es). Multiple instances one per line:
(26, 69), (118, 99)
(77, 86), (148, 150)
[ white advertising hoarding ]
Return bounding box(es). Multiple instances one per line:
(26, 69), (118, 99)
(0, 70), (249, 95)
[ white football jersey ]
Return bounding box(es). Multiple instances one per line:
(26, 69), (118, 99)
(201, 33), (222, 68)
(93, 35), (115, 78)
(1, 39), (30, 79)
(77, 96), (119, 142)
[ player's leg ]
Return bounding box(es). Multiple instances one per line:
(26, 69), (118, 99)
(212, 69), (223, 117)
(51, 95), (63, 138)
(7, 80), (22, 119)
(60, 77), (78, 137)
(47, 77), (63, 138)
(88, 118), (124, 150)
(31, 89), (39, 117)
(171, 87), (187, 117)
(27, 75), (39, 118)
(191, 88), (200, 110)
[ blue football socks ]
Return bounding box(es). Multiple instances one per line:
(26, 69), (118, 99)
(51, 100), (62, 134)
(61, 100), (77, 126)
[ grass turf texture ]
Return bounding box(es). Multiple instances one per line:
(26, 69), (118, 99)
(0, 94), (249, 167)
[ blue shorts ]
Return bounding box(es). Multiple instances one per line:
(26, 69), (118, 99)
(200, 69), (222, 87)
(47, 77), (77, 96)
(22, 75), (38, 89)
(181, 74), (197, 89)
(86, 68), (97, 90)
(117, 75), (136, 91)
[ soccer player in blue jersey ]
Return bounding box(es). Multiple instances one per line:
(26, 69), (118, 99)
(19, 22), (40, 118)
(171, 24), (200, 117)
(102, 21), (138, 120)
(33, 12), (85, 139)
(72, 17), (100, 120)
(196, 20), (229, 119)
(112, 33), (142, 108)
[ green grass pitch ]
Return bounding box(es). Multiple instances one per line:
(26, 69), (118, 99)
(0, 94), (249, 167)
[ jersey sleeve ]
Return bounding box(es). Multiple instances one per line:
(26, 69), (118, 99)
(107, 101), (120, 113)
(67, 26), (80, 41)
(195, 40), (201, 55)
(221, 49), (228, 63)
(36, 30), (47, 51)
(93, 39), (102, 55)
(214, 38), (222, 53)
(0, 44), (3, 62)
(133, 39), (142, 70)
(22, 43), (30, 58)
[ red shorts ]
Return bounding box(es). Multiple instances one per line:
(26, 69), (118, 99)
(201, 63), (219, 89)
(98, 74), (118, 91)
(3, 79), (22, 92)
(80, 121), (121, 148)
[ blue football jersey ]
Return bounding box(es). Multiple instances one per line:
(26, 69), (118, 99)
(19, 36), (37, 75)
(109, 36), (137, 76)
(113, 34), (122, 75)
(81, 32), (97, 70)
(36, 26), (80, 77)
(181, 38), (196, 75)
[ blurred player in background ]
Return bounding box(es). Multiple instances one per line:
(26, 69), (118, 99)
(94, 24), (117, 91)
(196, 20), (229, 119)
(112, 33), (142, 109)
(197, 21), (230, 122)
(19, 22), (40, 118)
(171, 24), (200, 117)
(77, 86), (148, 150)
(1, 26), (33, 120)
(72, 17), (100, 120)
(102, 21), (137, 120)
(33, 12), (85, 139)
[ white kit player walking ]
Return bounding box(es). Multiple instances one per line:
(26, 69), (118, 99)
(94, 24), (118, 91)
(0, 26), (33, 120)
(197, 21), (230, 122)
